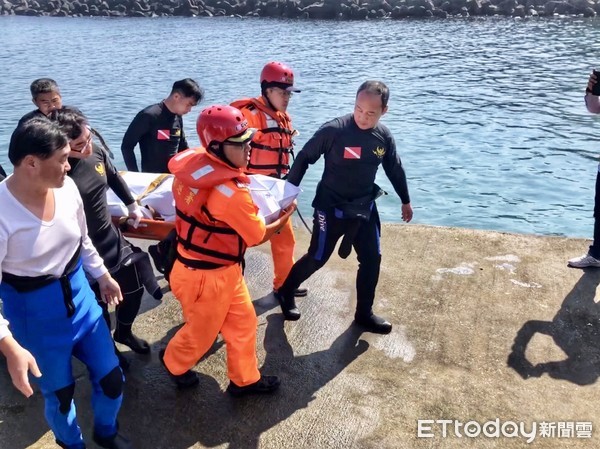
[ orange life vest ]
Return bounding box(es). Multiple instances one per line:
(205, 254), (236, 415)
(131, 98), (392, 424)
(168, 147), (250, 269)
(230, 97), (296, 178)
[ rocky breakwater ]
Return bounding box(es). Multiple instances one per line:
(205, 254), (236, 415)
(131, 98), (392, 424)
(1, 0), (599, 19)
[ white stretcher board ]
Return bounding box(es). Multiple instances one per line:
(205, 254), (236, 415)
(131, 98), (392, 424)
(107, 172), (301, 225)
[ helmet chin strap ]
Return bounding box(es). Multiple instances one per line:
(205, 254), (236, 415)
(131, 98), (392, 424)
(261, 85), (278, 111)
(209, 142), (237, 169)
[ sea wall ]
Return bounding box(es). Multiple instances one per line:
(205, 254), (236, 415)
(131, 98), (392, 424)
(1, 0), (598, 19)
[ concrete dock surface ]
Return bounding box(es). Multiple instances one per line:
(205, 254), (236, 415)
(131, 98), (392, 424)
(1, 223), (600, 449)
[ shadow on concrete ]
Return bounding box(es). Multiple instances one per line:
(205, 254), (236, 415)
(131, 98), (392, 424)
(508, 269), (600, 385)
(253, 291), (284, 316)
(120, 290), (280, 371)
(134, 290), (281, 363)
(0, 375), (48, 449)
(0, 357), (109, 449)
(119, 312), (369, 449)
(0, 290), (366, 448)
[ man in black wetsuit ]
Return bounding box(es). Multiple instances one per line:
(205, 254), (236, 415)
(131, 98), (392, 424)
(274, 80), (413, 334)
(51, 107), (163, 369)
(121, 78), (204, 173)
(17, 78), (63, 127)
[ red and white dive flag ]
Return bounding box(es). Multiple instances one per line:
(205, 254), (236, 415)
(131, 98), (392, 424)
(343, 147), (361, 159)
(157, 130), (170, 140)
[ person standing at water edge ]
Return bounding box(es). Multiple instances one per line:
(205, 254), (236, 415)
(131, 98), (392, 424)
(122, 79), (203, 274)
(0, 119), (132, 449)
(275, 80), (413, 334)
(161, 105), (294, 395)
(568, 71), (600, 268)
(231, 61), (307, 298)
(17, 78), (62, 126)
(121, 78), (203, 173)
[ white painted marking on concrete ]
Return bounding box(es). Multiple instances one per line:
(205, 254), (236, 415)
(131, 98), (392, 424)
(485, 254), (521, 263)
(435, 263), (476, 276)
(494, 263), (516, 274)
(370, 324), (416, 362)
(510, 279), (542, 288)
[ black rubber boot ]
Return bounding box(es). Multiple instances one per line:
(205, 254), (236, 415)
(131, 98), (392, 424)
(56, 440), (86, 449)
(354, 314), (392, 334)
(150, 286), (163, 300)
(93, 432), (132, 449)
(294, 287), (308, 297)
(114, 329), (150, 355)
(273, 290), (300, 321)
(227, 375), (280, 397)
(148, 244), (165, 274)
(159, 349), (199, 389)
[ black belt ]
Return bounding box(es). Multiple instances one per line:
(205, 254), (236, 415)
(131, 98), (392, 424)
(2, 243), (83, 317)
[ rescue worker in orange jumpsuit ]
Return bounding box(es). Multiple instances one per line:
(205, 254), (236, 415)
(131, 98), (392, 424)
(231, 61), (307, 298)
(160, 105), (296, 395)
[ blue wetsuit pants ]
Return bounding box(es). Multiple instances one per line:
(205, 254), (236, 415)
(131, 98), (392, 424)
(1, 262), (123, 449)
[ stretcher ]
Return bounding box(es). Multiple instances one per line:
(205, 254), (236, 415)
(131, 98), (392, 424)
(110, 216), (175, 241)
(108, 172), (301, 241)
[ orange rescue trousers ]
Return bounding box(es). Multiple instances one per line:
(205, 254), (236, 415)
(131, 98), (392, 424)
(270, 217), (296, 291)
(163, 260), (261, 387)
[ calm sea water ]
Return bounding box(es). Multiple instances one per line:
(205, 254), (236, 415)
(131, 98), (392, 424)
(1, 16), (600, 238)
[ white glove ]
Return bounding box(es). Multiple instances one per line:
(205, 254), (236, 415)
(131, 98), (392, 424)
(126, 202), (143, 229)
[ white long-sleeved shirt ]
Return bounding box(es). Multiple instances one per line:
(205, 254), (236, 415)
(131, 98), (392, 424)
(0, 177), (107, 339)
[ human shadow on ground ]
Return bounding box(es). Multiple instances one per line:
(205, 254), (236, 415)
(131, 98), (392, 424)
(119, 311), (369, 449)
(507, 269), (600, 385)
(0, 354), (116, 449)
(0, 291), (366, 448)
(252, 290), (288, 316)
(0, 289), (167, 449)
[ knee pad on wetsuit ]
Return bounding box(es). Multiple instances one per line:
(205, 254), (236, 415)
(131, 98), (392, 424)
(54, 383), (76, 414)
(99, 367), (124, 399)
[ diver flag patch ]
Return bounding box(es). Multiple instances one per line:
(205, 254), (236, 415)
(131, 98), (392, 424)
(344, 147), (361, 159)
(157, 129), (170, 140)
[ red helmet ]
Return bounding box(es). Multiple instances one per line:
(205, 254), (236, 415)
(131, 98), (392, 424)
(260, 61), (301, 92)
(196, 105), (254, 148)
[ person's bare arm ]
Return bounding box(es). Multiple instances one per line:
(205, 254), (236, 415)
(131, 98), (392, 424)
(0, 334), (41, 398)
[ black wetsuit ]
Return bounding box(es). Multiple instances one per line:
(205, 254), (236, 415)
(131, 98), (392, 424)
(71, 143), (133, 270)
(17, 109), (46, 127)
(121, 101), (188, 173)
(68, 143), (160, 338)
(0, 164), (6, 181)
(279, 114), (410, 319)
